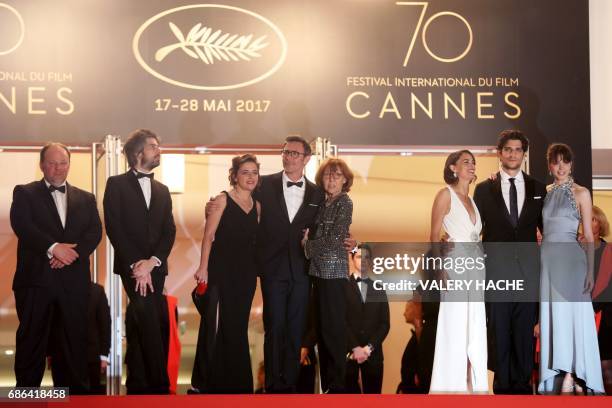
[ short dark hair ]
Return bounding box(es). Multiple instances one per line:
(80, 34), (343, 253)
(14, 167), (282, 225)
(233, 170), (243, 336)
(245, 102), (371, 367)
(497, 129), (529, 153)
(546, 143), (573, 165)
(351, 243), (372, 259)
(315, 158), (354, 193)
(228, 154), (261, 187)
(443, 150), (475, 185)
(283, 135), (311, 156)
(40, 142), (71, 163)
(123, 129), (160, 168)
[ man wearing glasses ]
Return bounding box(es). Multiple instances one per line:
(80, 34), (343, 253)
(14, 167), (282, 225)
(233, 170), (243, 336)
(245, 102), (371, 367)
(256, 136), (325, 393)
(103, 129), (176, 394)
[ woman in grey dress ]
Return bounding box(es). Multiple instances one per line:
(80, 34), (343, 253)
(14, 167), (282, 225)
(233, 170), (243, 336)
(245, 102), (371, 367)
(539, 143), (604, 394)
(302, 158), (353, 393)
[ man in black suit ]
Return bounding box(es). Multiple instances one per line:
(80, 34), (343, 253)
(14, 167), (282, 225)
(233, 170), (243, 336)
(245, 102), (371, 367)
(257, 136), (325, 392)
(10, 143), (102, 393)
(86, 282), (111, 394)
(103, 129), (176, 394)
(49, 281), (111, 394)
(473, 130), (546, 394)
(345, 245), (389, 394)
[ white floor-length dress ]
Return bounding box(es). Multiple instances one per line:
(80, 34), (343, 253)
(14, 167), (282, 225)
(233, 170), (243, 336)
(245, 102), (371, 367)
(429, 186), (489, 394)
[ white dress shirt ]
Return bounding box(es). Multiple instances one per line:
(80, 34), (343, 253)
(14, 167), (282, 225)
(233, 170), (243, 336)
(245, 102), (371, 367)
(500, 169), (525, 217)
(282, 172), (306, 223)
(133, 169), (161, 267)
(45, 179), (67, 257)
(355, 276), (367, 303)
(134, 170), (152, 209)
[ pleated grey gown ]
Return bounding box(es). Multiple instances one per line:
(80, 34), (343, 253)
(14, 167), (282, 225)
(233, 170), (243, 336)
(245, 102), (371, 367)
(538, 180), (604, 394)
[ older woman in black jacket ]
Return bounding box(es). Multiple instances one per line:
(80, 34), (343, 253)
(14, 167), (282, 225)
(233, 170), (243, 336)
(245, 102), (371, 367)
(302, 157), (353, 393)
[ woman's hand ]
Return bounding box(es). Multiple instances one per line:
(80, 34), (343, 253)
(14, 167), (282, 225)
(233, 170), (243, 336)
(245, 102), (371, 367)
(301, 228), (309, 248)
(584, 271), (594, 294)
(194, 266), (208, 283)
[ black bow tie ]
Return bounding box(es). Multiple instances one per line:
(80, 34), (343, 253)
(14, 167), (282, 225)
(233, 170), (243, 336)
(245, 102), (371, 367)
(49, 185), (66, 194)
(286, 181), (303, 188)
(136, 171), (154, 179)
(355, 276), (369, 283)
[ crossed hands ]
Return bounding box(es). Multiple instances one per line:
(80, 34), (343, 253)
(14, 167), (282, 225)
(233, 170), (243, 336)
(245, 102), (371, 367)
(132, 258), (157, 297)
(50, 243), (79, 269)
(351, 345), (372, 364)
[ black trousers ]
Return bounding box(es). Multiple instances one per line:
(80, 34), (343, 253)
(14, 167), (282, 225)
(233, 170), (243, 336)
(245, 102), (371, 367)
(121, 272), (169, 394)
(87, 361), (106, 395)
(314, 277), (347, 393)
(14, 283), (89, 393)
(346, 360), (383, 394)
(262, 272), (310, 392)
(490, 301), (537, 394)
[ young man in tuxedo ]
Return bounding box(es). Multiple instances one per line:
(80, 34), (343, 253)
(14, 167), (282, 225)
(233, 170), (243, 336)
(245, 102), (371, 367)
(10, 143), (102, 393)
(103, 129), (176, 394)
(473, 130), (546, 394)
(345, 245), (390, 394)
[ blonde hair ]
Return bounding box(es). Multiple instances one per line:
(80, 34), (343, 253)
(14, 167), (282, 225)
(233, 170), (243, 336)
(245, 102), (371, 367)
(593, 206), (610, 238)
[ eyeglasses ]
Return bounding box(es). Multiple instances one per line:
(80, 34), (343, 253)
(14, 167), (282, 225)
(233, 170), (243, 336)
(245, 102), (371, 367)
(281, 149), (306, 158)
(323, 171), (345, 179)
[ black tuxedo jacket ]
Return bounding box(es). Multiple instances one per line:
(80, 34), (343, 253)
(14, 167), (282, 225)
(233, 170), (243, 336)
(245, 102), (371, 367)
(255, 171), (324, 281)
(473, 172), (547, 294)
(10, 180), (102, 291)
(345, 276), (390, 363)
(103, 171), (176, 277)
(87, 282), (111, 363)
(473, 171), (546, 243)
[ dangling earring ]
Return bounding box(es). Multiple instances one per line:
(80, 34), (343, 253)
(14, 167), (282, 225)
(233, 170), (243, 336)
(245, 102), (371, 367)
(453, 172), (457, 178)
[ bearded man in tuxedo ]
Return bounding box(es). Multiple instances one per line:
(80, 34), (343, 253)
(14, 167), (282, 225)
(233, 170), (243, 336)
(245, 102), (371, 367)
(103, 129), (176, 394)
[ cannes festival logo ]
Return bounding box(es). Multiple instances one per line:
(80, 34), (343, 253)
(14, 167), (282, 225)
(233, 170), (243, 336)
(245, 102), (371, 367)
(133, 4), (287, 91)
(0, 3), (25, 56)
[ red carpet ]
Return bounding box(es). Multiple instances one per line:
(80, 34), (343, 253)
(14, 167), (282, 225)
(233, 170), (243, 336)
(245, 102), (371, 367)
(3, 394), (605, 408)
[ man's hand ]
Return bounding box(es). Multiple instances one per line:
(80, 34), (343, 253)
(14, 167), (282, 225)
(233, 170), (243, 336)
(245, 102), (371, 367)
(134, 273), (154, 297)
(100, 359), (108, 374)
(52, 243), (79, 265)
(351, 346), (370, 364)
(132, 258), (157, 279)
(205, 196), (222, 219)
(343, 232), (357, 251)
(300, 347), (311, 365)
(49, 257), (66, 269)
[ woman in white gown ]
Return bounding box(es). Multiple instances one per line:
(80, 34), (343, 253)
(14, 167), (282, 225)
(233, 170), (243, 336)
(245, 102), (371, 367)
(429, 150), (488, 394)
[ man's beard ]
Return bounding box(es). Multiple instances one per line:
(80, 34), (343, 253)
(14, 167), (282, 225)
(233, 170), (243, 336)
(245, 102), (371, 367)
(142, 156), (160, 171)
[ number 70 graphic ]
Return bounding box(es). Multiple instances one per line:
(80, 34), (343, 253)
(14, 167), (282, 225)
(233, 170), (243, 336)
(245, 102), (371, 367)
(397, 2), (473, 65)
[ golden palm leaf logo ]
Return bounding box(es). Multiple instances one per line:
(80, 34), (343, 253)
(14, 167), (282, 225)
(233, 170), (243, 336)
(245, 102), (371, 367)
(155, 22), (268, 64)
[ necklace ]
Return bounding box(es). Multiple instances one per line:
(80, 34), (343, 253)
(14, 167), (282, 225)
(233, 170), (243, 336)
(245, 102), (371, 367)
(230, 189), (252, 210)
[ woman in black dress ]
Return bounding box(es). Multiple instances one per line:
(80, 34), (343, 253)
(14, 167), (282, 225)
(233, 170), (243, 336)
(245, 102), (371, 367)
(190, 154), (260, 393)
